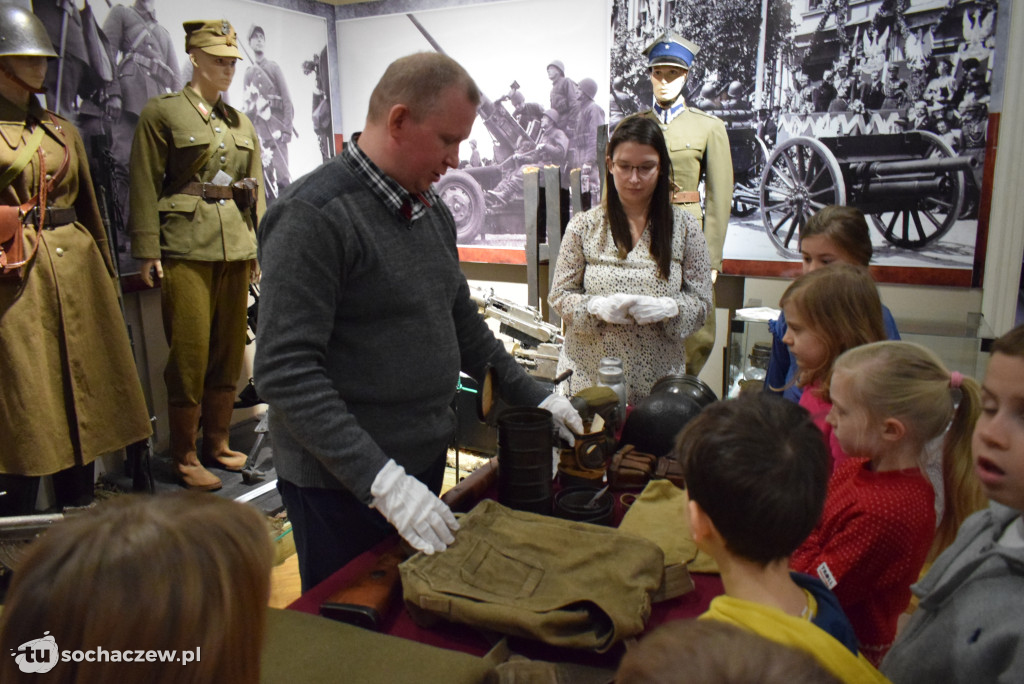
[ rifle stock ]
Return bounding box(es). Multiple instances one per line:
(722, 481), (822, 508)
(318, 459), (498, 629)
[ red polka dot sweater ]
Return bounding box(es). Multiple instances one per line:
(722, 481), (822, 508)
(791, 457), (935, 665)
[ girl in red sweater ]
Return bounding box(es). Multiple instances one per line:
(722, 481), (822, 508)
(791, 341), (986, 664)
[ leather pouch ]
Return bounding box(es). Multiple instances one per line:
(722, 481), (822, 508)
(0, 205), (25, 278)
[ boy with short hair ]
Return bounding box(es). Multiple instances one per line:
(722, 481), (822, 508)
(881, 325), (1024, 683)
(677, 394), (888, 683)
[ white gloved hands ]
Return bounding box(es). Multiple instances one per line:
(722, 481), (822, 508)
(370, 460), (459, 555)
(539, 394), (584, 446)
(586, 293), (639, 324)
(629, 296), (678, 325)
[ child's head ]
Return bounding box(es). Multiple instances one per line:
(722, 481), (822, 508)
(974, 324), (1024, 511)
(615, 618), (841, 684)
(779, 263), (886, 389)
(677, 394), (830, 565)
(800, 205), (873, 273)
(831, 341), (985, 554)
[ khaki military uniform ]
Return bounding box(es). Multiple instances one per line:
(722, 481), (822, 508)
(0, 94), (151, 476)
(645, 105), (733, 375)
(129, 87), (264, 405)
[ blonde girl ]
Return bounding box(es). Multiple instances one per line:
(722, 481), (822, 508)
(791, 341), (986, 665)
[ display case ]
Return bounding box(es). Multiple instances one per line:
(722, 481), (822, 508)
(724, 310), (996, 399)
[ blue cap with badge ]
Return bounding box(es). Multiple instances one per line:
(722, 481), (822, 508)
(643, 31), (700, 69)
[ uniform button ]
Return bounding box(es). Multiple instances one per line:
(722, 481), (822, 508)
(55, 247), (64, 256)
(211, 113), (217, 120)
(686, 143), (691, 148)
(170, 202), (176, 208)
(189, 136), (196, 142)
(219, 142), (225, 149)
(220, 156), (226, 163)
(215, 127), (222, 133)
(45, 173), (53, 181)
(218, 199), (226, 205)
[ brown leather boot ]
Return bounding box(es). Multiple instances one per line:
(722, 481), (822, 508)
(169, 405), (222, 491)
(200, 389), (247, 471)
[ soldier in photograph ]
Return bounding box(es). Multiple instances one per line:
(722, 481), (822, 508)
(486, 108), (568, 208)
(641, 32), (733, 376)
(102, 0), (180, 251)
(881, 63), (910, 110)
(572, 77), (605, 191)
(609, 76), (640, 131)
(508, 89), (544, 138)
(243, 24), (295, 204)
(546, 59), (578, 132)
(721, 81), (751, 111)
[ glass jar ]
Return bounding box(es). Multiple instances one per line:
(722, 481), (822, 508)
(596, 365), (627, 427)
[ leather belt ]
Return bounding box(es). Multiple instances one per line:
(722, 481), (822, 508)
(23, 206), (78, 230)
(180, 182), (234, 200)
(672, 190), (701, 204)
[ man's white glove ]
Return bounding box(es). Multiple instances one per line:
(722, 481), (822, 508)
(539, 394), (584, 445)
(629, 296), (678, 325)
(370, 460), (459, 555)
(587, 293), (638, 324)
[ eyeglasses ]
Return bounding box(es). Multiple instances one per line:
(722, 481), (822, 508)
(610, 161), (659, 179)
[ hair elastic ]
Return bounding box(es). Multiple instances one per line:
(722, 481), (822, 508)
(949, 371), (963, 389)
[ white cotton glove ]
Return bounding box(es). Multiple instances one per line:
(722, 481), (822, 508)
(370, 460), (459, 555)
(587, 293), (639, 324)
(539, 394), (584, 446)
(629, 296), (678, 325)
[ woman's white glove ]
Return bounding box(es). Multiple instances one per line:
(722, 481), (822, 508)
(587, 293), (638, 324)
(370, 460), (459, 555)
(539, 394), (584, 445)
(629, 296), (678, 324)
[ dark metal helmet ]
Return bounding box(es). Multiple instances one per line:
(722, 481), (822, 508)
(0, 5), (58, 59)
(699, 82), (717, 98)
(727, 81), (744, 98)
(578, 78), (598, 100)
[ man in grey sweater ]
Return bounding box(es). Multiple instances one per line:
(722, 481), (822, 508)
(254, 53), (582, 591)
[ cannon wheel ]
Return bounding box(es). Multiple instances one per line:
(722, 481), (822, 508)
(759, 137), (845, 259)
(437, 170), (486, 243)
(732, 136), (770, 218)
(867, 131), (965, 250)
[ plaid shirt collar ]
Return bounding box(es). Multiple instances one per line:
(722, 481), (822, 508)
(344, 133), (438, 223)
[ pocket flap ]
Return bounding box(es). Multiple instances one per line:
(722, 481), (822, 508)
(172, 130), (212, 148)
(157, 195), (200, 212)
(232, 132), (256, 150)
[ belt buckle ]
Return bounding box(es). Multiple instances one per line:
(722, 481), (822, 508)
(200, 183), (208, 200)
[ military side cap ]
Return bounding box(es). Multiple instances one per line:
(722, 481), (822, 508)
(184, 19), (242, 59)
(644, 31), (699, 69)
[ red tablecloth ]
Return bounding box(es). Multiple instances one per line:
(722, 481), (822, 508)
(288, 526), (724, 665)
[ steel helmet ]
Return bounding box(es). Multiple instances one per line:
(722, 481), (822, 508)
(510, 90), (525, 107)
(727, 81), (744, 98)
(578, 78), (598, 100)
(0, 5), (58, 59)
(547, 60), (565, 75)
(542, 108), (560, 125)
(700, 82), (717, 98)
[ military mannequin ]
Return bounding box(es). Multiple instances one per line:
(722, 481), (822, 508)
(242, 24), (294, 204)
(0, 6), (151, 515)
(129, 19), (265, 491)
(102, 0), (180, 263)
(642, 32), (732, 376)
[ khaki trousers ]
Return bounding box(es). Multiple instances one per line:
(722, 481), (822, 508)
(161, 258), (249, 405)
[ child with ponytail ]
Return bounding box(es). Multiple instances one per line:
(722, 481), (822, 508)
(791, 341), (986, 665)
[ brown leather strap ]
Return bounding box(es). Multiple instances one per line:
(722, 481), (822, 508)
(672, 190), (701, 204)
(23, 206), (78, 230)
(180, 181), (234, 200)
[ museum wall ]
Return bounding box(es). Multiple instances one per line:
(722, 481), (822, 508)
(24, 0), (1018, 453)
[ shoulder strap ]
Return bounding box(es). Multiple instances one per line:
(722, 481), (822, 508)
(0, 126), (45, 193)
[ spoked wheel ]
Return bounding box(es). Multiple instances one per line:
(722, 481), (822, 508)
(759, 137), (845, 259)
(732, 136), (769, 217)
(867, 130), (965, 249)
(437, 169), (486, 243)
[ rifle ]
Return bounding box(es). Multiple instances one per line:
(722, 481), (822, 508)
(0, 508), (87, 573)
(318, 459), (498, 630)
(92, 133), (156, 493)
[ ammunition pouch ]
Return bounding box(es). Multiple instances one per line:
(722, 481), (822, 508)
(609, 445), (657, 490)
(0, 205), (26, 279)
(232, 177), (259, 210)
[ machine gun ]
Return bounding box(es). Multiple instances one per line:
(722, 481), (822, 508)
(0, 508), (87, 574)
(470, 286), (562, 380)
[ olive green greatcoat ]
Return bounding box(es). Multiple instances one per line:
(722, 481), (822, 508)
(0, 94), (151, 476)
(129, 87), (264, 261)
(644, 105), (733, 271)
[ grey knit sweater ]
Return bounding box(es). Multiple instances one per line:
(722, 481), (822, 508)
(254, 151), (548, 502)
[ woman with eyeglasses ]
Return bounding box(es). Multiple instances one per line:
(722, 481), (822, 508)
(549, 115), (713, 405)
